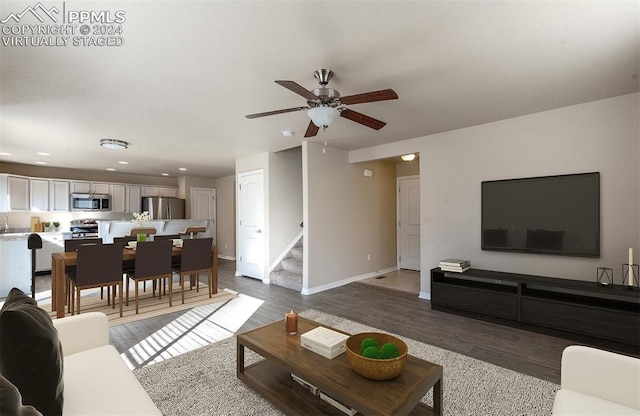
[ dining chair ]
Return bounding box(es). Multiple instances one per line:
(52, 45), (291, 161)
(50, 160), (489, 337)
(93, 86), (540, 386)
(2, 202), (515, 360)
(171, 237), (214, 303)
(64, 238), (103, 311)
(129, 228), (157, 240)
(70, 243), (124, 317)
(125, 239), (173, 314)
(180, 227), (207, 240)
(153, 234), (180, 241)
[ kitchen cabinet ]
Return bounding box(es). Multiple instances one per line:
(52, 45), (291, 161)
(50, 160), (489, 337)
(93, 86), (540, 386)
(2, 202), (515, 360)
(7, 176), (30, 211)
(35, 234), (65, 272)
(0, 237), (31, 296)
(141, 186), (178, 198)
(51, 180), (70, 212)
(92, 183), (110, 194)
(127, 185), (141, 213)
(110, 184), (126, 212)
(71, 181), (91, 193)
(30, 179), (50, 211)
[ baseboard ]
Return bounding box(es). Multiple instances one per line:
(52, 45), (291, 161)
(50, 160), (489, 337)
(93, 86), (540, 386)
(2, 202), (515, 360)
(217, 254), (236, 261)
(301, 266), (397, 295)
(419, 291), (431, 300)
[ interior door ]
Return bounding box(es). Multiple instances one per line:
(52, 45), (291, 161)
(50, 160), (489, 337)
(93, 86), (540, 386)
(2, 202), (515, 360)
(190, 187), (217, 244)
(238, 170), (264, 280)
(398, 176), (421, 271)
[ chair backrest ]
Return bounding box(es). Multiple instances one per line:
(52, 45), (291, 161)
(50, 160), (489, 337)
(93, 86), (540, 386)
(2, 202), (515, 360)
(75, 243), (123, 286)
(113, 235), (137, 245)
(64, 238), (103, 252)
(181, 227), (207, 239)
(134, 240), (173, 278)
(153, 234), (180, 241)
(180, 237), (213, 271)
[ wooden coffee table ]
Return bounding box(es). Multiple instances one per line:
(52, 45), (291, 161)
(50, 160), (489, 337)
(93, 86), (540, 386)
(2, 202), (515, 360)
(237, 317), (443, 415)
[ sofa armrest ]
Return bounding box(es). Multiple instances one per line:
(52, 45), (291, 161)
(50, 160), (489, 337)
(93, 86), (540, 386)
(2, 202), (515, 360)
(52, 312), (110, 356)
(561, 345), (640, 410)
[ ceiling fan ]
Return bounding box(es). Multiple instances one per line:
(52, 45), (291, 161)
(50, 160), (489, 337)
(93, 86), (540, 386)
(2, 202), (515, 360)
(245, 69), (398, 138)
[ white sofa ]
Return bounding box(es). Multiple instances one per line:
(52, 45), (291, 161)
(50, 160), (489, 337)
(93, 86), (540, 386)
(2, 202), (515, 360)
(53, 312), (161, 415)
(552, 345), (640, 415)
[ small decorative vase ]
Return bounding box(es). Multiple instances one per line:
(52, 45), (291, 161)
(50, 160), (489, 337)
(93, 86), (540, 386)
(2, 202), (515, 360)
(137, 233), (147, 242)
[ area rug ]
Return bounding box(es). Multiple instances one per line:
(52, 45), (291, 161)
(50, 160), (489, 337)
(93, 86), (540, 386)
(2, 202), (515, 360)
(134, 309), (559, 415)
(41, 284), (236, 327)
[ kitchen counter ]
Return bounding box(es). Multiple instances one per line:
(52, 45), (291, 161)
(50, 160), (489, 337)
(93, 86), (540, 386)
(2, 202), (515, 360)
(98, 219), (213, 243)
(0, 236), (31, 297)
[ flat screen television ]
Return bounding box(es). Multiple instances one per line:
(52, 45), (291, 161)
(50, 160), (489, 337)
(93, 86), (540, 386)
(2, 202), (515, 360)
(481, 172), (600, 257)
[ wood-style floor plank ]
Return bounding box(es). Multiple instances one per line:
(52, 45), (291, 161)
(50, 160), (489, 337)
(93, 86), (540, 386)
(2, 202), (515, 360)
(35, 259), (639, 385)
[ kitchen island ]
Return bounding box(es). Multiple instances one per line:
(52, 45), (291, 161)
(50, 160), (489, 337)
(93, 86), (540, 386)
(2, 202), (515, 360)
(97, 219), (214, 243)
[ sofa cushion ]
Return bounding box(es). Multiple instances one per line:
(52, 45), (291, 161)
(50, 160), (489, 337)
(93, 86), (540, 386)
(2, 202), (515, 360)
(552, 389), (639, 416)
(63, 345), (161, 415)
(0, 288), (64, 415)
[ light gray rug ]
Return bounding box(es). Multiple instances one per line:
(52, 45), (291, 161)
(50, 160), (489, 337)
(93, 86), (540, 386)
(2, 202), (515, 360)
(134, 309), (559, 415)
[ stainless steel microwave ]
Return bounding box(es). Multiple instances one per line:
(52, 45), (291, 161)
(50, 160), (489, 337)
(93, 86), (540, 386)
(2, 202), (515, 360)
(70, 193), (111, 211)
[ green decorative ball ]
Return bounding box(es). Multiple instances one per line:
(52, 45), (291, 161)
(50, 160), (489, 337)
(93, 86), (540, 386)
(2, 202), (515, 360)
(361, 346), (381, 359)
(360, 337), (378, 354)
(379, 342), (400, 359)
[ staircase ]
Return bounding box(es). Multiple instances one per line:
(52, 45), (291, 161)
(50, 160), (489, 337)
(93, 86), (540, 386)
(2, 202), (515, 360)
(270, 238), (303, 292)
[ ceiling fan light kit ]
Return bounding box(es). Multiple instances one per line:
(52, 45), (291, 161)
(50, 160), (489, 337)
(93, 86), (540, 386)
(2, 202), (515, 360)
(308, 106), (340, 128)
(100, 139), (128, 150)
(246, 69), (398, 138)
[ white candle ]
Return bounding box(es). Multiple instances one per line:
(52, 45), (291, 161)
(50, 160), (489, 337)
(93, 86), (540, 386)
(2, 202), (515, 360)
(629, 248), (634, 286)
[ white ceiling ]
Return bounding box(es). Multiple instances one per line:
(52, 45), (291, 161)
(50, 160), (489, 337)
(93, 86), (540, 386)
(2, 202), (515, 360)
(1, 1), (638, 179)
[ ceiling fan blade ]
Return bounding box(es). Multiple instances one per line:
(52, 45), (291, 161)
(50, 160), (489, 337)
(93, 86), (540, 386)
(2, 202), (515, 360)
(275, 80), (320, 101)
(340, 109), (387, 130)
(339, 89), (398, 105)
(304, 121), (319, 138)
(245, 106), (308, 119)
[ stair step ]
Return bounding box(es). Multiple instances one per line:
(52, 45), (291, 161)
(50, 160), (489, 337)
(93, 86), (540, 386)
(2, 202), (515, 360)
(290, 247), (303, 259)
(270, 269), (302, 292)
(281, 258), (302, 274)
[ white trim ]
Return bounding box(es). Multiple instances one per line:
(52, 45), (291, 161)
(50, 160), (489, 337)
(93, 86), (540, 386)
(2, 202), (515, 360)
(301, 266), (397, 295)
(269, 230), (303, 272)
(218, 254), (236, 261)
(419, 291), (431, 300)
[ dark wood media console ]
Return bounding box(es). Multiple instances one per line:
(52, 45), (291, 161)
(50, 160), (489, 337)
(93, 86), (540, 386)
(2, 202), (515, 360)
(430, 268), (640, 348)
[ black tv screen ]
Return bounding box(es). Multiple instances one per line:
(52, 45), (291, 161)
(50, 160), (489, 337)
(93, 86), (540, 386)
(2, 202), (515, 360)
(481, 172), (600, 257)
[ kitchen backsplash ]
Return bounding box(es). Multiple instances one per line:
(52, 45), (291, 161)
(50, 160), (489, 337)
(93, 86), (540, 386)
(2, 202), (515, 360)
(3, 211), (136, 232)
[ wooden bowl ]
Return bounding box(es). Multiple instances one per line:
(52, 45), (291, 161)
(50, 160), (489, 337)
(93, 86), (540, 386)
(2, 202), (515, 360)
(346, 332), (407, 380)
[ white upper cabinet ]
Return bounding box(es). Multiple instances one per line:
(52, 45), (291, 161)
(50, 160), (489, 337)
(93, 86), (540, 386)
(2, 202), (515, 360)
(8, 176), (29, 211)
(92, 183), (110, 194)
(110, 184), (126, 213)
(141, 186), (159, 197)
(30, 179), (50, 212)
(70, 181), (91, 194)
(126, 185), (141, 213)
(50, 180), (70, 212)
(160, 187), (177, 197)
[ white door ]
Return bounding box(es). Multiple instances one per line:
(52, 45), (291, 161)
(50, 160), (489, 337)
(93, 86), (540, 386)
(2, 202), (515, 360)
(238, 170), (264, 280)
(190, 187), (217, 244)
(398, 176), (421, 271)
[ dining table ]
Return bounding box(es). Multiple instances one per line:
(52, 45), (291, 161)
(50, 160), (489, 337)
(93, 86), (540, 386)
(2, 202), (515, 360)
(51, 244), (218, 318)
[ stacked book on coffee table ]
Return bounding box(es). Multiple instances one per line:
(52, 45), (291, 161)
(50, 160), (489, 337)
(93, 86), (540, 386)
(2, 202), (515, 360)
(439, 258), (470, 273)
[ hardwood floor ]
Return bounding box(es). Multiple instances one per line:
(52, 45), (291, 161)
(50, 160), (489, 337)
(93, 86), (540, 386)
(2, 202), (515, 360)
(35, 259), (639, 385)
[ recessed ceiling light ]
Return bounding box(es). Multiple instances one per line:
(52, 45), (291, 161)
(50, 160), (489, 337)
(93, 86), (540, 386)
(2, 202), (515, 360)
(0, 152), (11, 156)
(401, 153), (416, 162)
(178, 168), (187, 171)
(37, 152), (50, 156)
(161, 173), (169, 176)
(118, 161), (128, 165)
(106, 168), (116, 171)
(282, 130), (293, 137)
(100, 139), (128, 150)
(35, 161), (47, 165)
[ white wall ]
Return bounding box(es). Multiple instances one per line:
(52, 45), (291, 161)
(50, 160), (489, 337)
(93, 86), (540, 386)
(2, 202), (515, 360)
(216, 174), (235, 259)
(303, 141), (397, 293)
(268, 147), (303, 267)
(351, 93), (640, 298)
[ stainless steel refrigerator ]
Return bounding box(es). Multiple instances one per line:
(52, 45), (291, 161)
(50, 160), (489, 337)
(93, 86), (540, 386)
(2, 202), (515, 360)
(141, 197), (186, 219)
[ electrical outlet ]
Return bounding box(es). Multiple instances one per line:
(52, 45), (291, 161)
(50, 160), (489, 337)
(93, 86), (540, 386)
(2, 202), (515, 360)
(367, 254), (371, 261)
(224, 244), (228, 250)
